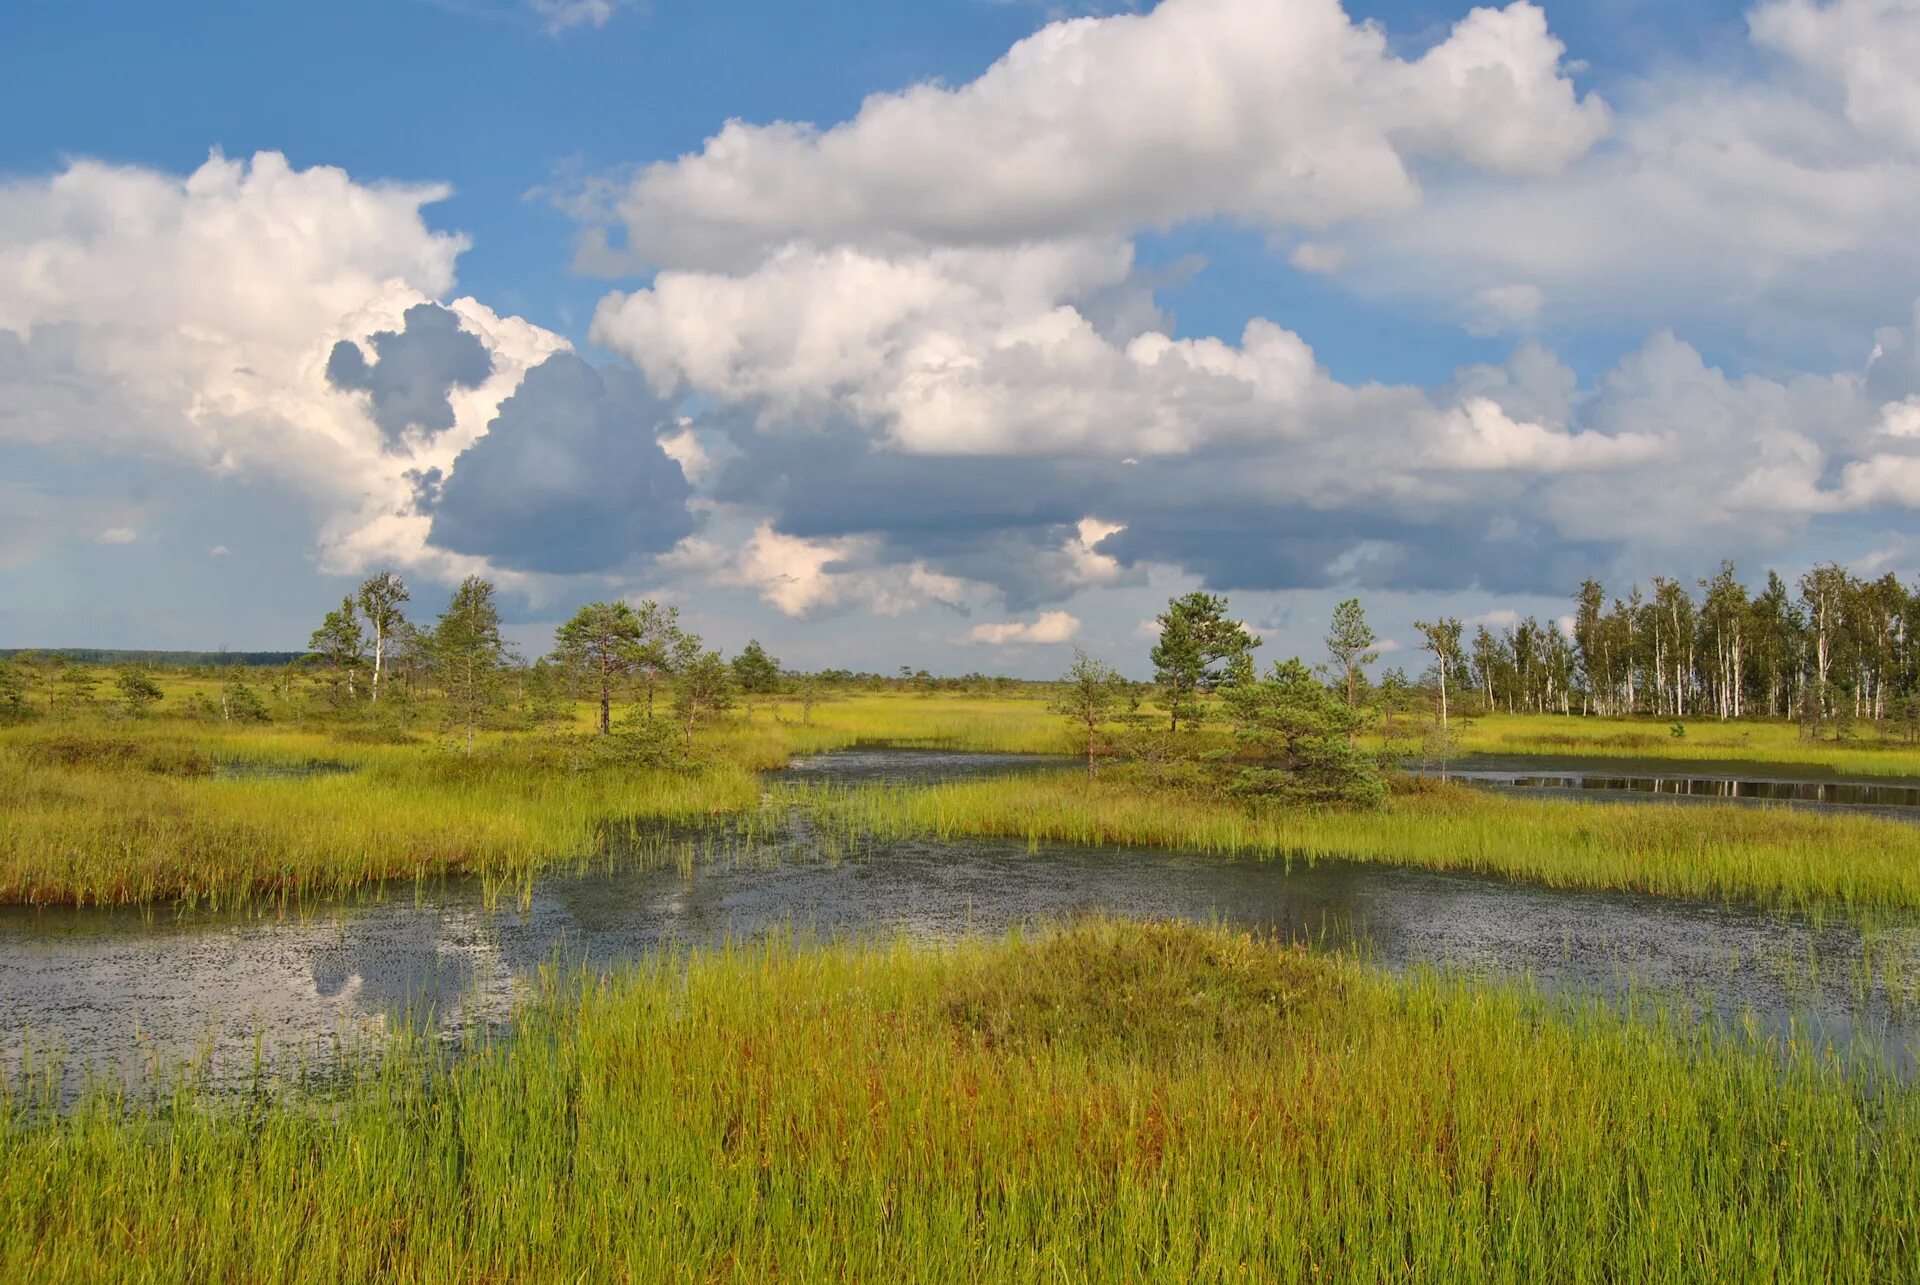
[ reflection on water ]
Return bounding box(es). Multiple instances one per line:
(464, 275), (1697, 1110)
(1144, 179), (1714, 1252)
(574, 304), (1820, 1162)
(6, 831), (1919, 1092)
(3, 749), (1918, 1094)
(778, 746), (1077, 787)
(1447, 765), (1920, 815)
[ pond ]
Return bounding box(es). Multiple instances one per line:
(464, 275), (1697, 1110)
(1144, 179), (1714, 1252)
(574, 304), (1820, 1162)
(775, 746), (1079, 787)
(4, 749), (1918, 1094)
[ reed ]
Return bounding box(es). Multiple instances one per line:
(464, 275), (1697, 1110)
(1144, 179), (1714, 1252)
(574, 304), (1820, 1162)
(4, 920), (1915, 1282)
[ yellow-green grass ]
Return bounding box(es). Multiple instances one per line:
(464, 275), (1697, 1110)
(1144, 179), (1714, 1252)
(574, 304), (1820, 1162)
(0, 722), (767, 907)
(1424, 711), (1920, 778)
(810, 773), (1920, 917)
(13, 692), (1920, 912)
(5, 920), (1916, 1282)
(718, 691), (1077, 760)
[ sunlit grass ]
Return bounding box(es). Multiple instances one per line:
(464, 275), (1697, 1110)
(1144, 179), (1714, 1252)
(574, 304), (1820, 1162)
(0, 720), (764, 907)
(807, 773), (1920, 916)
(1437, 711), (1920, 777)
(4, 920), (1915, 1282)
(11, 691), (1920, 912)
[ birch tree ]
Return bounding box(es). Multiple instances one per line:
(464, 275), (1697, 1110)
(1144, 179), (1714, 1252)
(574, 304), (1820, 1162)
(356, 571), (410, 706)
(1413, 617), (1464, 728)
(1051, 649), (1126, 777)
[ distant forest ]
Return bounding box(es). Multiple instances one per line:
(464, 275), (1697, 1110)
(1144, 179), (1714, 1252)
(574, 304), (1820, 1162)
(0, 649), (302, 669)
(1423, 562), (1918, 727)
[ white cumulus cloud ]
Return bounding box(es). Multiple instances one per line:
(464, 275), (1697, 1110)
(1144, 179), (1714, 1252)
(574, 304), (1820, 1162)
(968, 611), (1081, 645)
(586, 0), (1605, 271)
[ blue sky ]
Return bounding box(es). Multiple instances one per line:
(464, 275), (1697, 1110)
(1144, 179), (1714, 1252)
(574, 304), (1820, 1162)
(6, 0), (1920, 675)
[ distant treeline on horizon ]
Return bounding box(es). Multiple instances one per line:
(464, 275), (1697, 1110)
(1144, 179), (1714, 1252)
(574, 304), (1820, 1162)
(0, 649), (303, 668)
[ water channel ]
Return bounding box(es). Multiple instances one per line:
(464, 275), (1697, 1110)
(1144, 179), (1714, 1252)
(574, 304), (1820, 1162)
(1444, 754), (1920, 819)
(4, 749), (1919, 1094)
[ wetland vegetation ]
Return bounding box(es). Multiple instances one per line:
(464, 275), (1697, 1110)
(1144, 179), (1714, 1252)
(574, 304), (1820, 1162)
(7, 921), (1920, 1281)
(10, 568), (1920, 1278)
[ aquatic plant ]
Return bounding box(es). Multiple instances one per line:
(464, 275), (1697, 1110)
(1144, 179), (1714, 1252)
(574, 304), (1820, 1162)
(3, 922), (1915, 1281)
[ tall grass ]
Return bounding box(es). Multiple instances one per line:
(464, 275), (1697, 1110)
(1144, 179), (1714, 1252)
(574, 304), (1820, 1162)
(1421, 711), (1920, 777)
(809, 773), (1920, 916)
(4, 921), (1915, 1281)
(13, 696), (1920, 911)
(0, 723), (766, 907)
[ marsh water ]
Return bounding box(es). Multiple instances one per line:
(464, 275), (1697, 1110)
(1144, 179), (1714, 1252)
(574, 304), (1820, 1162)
(4, 748), (1920, 1093)
(1441, 754), (1920, 819)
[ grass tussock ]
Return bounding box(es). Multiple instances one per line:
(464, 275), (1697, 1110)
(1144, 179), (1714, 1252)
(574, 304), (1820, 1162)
(4, 921), (1916, 1282)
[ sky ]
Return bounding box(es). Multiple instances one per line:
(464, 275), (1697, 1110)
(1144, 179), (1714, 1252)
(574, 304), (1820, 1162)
(6, 0), (1920, 677)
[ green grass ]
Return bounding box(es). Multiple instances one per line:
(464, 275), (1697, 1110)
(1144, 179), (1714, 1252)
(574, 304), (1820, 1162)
(1437, 711), (1920, 777)
(0, 692), (1078, 907)
(15, 696), (1920, 915)
(5, 920), (1916, 1282)
(0, 721), (767, 907)
(808, 772), (1920, 917)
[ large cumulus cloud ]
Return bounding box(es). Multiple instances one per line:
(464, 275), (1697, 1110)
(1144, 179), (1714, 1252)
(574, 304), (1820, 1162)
(423, 352), (695, 575)
(576, 0), (1920, 623)
(581, 0), (1606, 271)
(0, 150), (578, 602)
(327, 303), (493, 447)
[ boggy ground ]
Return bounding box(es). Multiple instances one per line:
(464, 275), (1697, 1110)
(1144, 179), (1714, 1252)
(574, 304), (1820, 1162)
(5, 920), (1915, 1283)
(10, 692), (1920, 914)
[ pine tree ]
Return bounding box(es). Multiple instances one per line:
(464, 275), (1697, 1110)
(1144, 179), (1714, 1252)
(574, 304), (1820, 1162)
(1324, 598), (1379, 744)
(1150, 591), (1260, 732)
(554, 601), (646, 735)
(433, 576), (511, 754)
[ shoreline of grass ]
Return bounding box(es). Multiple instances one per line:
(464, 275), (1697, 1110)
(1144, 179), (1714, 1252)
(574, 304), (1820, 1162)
(806, 773), (1920, 918)
(14, 699), (1920, 916)
(5, 920), (1916, 1281)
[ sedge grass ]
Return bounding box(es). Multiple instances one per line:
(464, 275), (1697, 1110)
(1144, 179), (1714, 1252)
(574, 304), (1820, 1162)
(4, 919), (1916, 1282)
(808, 772), (1920, 917)
(0, 724), (766, 907)
(14, 695), (1920, 914)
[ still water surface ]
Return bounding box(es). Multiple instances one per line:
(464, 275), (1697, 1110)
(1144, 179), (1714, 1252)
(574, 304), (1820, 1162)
(4, 749), (1918, 1090)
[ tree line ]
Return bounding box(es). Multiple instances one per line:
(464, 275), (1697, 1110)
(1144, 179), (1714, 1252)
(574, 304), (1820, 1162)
(298, 574), (802, 753)
(1413, 561), (1920, 733)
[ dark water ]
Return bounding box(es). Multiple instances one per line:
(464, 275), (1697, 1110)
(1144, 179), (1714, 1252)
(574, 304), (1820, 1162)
(1438, 755), (1920, 817)
(211, 759), (354, 781)
(777, 746), (1078, 787)
(3, 749), (1918, 1092)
